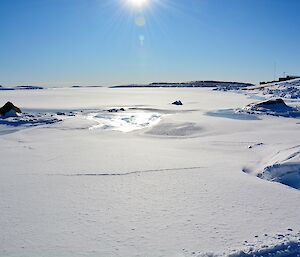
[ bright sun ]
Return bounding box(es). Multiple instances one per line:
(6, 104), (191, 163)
(127, 0), (149, 8)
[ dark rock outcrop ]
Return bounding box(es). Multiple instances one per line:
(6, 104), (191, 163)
(0, 102), (22, 117)
(241, 98), (300, 117)
(245, 98), (292, 113)
(255, 98), (286, 107)
(107, 108), (125, 113)
(172, 100), (183, 106)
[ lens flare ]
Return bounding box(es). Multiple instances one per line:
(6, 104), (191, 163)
(135, 15), (146, 26)
(127, 0), (149, 8)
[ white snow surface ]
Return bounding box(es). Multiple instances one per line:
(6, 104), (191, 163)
(0, 87), (299, 257)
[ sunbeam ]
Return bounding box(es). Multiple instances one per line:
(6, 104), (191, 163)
(127, 0), (149, 8)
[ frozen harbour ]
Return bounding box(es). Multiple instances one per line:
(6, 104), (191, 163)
(0, 87), (300, 257)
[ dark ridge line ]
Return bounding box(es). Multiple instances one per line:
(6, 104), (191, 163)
(50, 166), (204, 177)
(111, 81), (254, 88)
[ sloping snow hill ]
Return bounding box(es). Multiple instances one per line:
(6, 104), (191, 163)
(244, 78), (300, 99)
(244, 145), (300, 190)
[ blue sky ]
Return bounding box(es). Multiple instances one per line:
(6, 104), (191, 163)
(0, 0), (299, 87)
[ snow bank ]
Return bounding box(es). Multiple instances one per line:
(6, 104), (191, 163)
(228, 241), (300, 257)
(0, 113), (61, 127)
(189, 233), (300, 257)
(236, 99), (300, 118)
(244, 78), (300, 99)
(245, 146), (300, 190)
(258, 163), (300, 190)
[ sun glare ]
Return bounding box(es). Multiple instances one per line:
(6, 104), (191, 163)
(127, 0), (149, 8)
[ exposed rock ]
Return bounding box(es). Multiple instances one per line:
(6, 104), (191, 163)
(172, 100), (183, 106)
(0, 102), (22, 117)
(107, 108), (125, 113)
(255, 98), (286, 106)
(238, 98), (300, 117)
(245, 98), (293, 113)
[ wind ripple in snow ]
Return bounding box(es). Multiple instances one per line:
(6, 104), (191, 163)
(49, 166), (204, 177)
(146, 122), (202, 137)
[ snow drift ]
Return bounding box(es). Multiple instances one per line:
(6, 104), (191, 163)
(243, 78), (300, 99)
(244, 145), (300, 190)
(237, 98), (300, 118)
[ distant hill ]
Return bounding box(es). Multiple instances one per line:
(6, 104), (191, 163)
(111, 80), (254, 89)
(0, 85), (44, 91)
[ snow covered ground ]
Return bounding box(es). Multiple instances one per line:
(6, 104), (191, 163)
(243, 78), (300, 100)
(0, 87), (299, 257)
